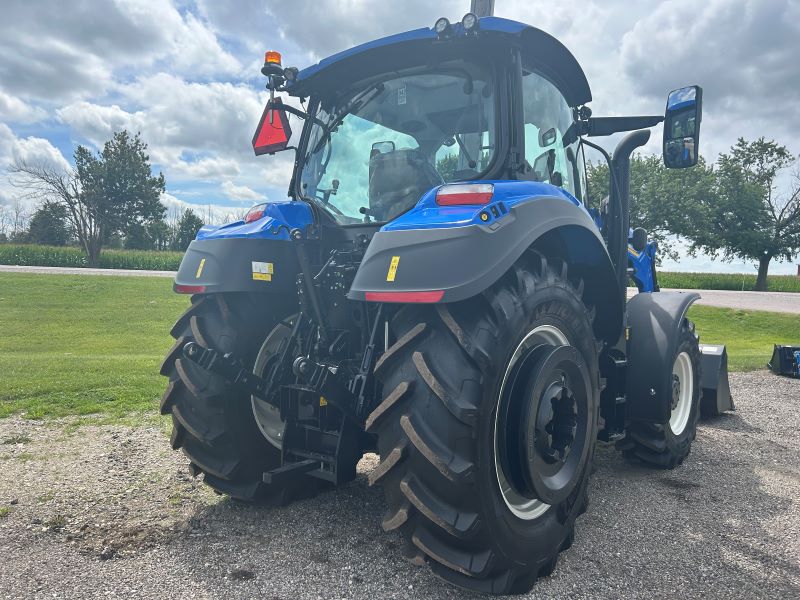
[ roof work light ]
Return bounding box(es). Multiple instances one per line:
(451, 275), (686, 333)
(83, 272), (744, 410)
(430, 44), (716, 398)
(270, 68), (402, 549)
(434, 17), (452, 37)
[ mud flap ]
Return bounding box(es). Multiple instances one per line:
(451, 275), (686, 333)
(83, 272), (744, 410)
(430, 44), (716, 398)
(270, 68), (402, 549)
(698, 344), (734, 418)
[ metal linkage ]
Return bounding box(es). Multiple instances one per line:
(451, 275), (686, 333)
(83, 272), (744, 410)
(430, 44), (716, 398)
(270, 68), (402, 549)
(182, 341), (272, 403)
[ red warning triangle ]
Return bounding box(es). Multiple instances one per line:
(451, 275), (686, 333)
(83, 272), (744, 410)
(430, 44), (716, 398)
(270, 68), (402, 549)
(252, 98), (292, 155)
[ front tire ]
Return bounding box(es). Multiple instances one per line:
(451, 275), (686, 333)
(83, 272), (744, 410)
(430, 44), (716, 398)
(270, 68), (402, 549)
(367, 253), (599, 594)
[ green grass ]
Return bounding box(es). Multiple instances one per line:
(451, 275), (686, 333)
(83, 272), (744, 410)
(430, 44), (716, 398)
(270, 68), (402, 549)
(0, 273), (187, 419)
(687, 305), (800, 371)
(660, 271), (800, 292)
(0, 244), (183, 270)
(0, 272), (795, 420)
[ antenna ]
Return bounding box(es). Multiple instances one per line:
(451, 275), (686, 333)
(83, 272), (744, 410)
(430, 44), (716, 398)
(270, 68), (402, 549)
(470, 0), (495, 17)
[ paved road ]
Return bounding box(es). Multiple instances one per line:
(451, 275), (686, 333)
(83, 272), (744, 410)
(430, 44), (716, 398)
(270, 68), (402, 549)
(0, 265), (176, 278)
(627, 287), (799, 314)
(1, 265), (797, 313)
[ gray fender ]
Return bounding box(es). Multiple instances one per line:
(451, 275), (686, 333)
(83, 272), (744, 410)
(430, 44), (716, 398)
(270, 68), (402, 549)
(347, 196), (623, 342)
(625, 291), (700, 423)
(173, 238), (300, 295)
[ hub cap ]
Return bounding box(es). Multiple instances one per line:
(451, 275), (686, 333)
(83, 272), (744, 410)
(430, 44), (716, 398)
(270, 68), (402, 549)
(495, 325), (592, 520)
(669, 351), (693, 435)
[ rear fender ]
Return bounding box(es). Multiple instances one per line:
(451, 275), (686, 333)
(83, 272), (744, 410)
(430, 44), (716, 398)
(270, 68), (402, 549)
(174, 238), (300, 295)
(347, 196), (623, 342)
(625, 291), (699, 423)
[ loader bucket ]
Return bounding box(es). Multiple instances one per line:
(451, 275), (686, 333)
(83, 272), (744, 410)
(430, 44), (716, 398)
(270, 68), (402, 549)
(698, 344), (734, 418)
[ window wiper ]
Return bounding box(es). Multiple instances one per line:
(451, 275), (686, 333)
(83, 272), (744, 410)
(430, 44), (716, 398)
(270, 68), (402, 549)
(308, 83), (385, 156)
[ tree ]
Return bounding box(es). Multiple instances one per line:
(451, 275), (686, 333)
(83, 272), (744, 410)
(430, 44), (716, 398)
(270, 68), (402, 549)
(173, 209), (204, 251)
(28, 201), (70, 246)
(586, 154), (715, 261)
(11, 130), (166, 266)
(677, 138), (800, 290)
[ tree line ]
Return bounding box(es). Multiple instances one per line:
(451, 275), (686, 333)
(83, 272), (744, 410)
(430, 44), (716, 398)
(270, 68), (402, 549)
(5, 129), (798, 288)
(586, 137), (799, 291)
(5, 130), (206, 262)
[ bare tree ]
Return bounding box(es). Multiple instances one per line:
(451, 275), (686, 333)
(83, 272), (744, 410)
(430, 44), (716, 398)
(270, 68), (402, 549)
(0, 204), (10, 238)
(11, 198), (29, 238)
(9, 159), (103, 262)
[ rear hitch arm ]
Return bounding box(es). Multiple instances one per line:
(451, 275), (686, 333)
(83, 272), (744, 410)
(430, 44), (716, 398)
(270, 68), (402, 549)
(182, 342), (274, 404)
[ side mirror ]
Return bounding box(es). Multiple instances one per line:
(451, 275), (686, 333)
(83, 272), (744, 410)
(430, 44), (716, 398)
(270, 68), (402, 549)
(663, 85), (702, 169)
(539, 127), (557, 147)
(371, 141), (396, 157)
(252, 97), (292, 155)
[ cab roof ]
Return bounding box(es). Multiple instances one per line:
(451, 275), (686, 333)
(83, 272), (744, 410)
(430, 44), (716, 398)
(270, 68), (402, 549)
(287, 16), (592, 107)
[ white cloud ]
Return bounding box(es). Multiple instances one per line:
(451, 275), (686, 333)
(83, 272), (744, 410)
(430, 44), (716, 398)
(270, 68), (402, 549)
(220, 180), (266, 202)
(0, 123), (70, 171)
(0, 91), (47, 124)
(0, 0), (241, 102)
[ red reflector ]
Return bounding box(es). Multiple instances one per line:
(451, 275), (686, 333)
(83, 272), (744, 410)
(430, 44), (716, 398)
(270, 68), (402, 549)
(364, 290), (444, 303)
(436, 183), (494, 206)
(252, 97), (292, 155)
(174, 284), (206, 294)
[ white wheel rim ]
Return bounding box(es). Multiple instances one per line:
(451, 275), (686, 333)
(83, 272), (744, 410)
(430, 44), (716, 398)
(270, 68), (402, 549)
(494, 325), (568, 520)
(669, 351), (693, 435)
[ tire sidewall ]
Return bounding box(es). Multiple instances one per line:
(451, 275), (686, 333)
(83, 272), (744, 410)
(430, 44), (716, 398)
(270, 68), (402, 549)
(475, 281), (599, 561)
(663, 326), (701, 451)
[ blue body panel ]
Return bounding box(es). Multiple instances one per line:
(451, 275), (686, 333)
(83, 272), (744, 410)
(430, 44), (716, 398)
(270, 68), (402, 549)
(196, 201), (313, 241)
(196, 182), (588, 240)
(383, 181), (585, 231)
(628, 241), (658, 292)
(294, 17), (528, 86)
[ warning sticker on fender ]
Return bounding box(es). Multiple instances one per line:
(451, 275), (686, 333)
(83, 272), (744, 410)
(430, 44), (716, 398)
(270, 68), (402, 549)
(252, 261), (274, 282)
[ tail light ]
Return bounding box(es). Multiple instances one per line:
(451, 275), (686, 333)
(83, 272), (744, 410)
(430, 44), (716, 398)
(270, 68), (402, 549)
(436, 183), (494, 206)
(245, 203), (267, 223)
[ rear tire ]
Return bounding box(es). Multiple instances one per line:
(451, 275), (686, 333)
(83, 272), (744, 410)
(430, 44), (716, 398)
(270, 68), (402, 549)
(367, 252), (599, 594)
(617, 319), (701, 468)
(160, 293), (321, 504)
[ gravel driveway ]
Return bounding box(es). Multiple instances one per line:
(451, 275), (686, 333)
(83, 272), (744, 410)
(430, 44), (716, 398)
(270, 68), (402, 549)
(1, 371), (798, 599)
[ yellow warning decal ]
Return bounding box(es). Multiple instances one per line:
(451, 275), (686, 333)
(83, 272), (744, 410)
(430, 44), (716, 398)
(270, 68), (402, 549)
(386, 256), (400, 282)
(319, 396), (328, 407)
(252, 261), (274, 282)
(195, 258), (206, 279)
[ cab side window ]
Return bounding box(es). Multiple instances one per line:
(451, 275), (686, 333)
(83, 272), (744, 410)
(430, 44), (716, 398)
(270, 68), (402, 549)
(521, 69), (582, 199)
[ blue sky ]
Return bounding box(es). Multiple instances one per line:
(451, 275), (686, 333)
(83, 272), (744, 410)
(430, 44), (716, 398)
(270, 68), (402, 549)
(0, 0), (798, 272)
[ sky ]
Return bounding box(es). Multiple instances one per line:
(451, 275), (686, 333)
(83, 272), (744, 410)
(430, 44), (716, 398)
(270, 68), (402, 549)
(0, 0), (798, 272)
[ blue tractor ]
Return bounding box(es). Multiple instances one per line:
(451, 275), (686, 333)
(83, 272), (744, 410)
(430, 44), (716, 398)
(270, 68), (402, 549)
(161, 11), (732, 594)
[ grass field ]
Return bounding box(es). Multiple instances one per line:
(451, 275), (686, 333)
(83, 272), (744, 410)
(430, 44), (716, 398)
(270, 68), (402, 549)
(0, 273), (797, 420)
(0, 273), (187, 420)
(659, 271), (800, 293)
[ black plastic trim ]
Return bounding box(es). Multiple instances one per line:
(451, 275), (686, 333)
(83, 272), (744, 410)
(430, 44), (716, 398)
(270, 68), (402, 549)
(625, 291), (700, 423)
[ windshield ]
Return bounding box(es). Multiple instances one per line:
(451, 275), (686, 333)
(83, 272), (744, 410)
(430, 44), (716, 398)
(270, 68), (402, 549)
(299, 62), (497, 223)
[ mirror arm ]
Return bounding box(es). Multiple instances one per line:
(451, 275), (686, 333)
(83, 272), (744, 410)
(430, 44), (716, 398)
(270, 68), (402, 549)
(266, 100), (325, 127)
(586, 116), (664, 137)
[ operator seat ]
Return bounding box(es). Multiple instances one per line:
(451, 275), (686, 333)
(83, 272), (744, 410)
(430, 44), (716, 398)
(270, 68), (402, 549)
(368, 148), (444, 221)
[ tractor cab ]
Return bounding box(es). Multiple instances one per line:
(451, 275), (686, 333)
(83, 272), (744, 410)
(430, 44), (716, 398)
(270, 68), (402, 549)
(257, 16), (593, 225)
